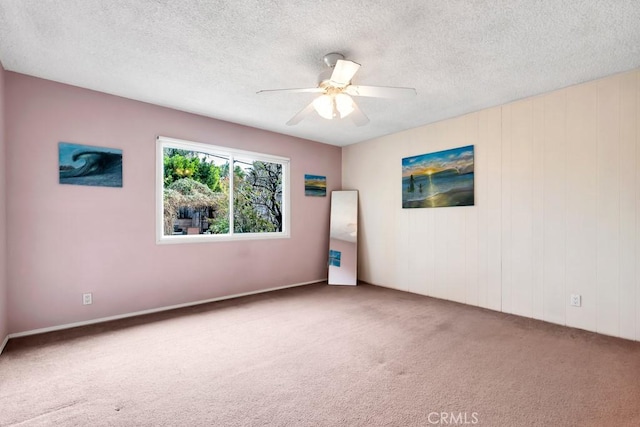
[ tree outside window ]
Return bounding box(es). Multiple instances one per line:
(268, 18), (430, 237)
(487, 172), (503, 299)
(157, 138), (289, 242)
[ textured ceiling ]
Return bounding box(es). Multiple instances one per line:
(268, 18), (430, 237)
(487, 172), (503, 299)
(1, 1), (640, 146)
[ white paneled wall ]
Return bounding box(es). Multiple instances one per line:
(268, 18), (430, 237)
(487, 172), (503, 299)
(343, 69), (639, 341)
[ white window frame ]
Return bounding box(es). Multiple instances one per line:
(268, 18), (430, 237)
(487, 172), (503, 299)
(156, 136), (291, 244)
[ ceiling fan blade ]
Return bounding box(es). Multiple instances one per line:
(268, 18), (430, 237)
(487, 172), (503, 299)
(286, 101), (316, 126)
(349, 102), (369, 127)
(329, 60), (361, 87)
(345, 85), (416, 99)
(257, 87), (324, 95)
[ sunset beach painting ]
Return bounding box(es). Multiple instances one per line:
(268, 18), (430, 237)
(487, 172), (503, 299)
(402, 145), (474, 208)
(305, 174), (326, 197)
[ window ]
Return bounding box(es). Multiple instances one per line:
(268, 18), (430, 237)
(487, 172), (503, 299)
(156, 136), (290, 243)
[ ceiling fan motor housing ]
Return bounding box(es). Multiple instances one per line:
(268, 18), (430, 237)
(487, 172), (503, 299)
(319, 53), (345, 86)
(323, 52), (345, 68)
(318, 69), (334, 86)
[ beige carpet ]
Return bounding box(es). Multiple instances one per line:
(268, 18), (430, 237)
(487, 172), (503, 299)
(1, 283), (639, 426)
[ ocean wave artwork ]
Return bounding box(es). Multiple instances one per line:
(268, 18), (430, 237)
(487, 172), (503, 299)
(59, 142), (123, 188)
(402, 145), (474, 208)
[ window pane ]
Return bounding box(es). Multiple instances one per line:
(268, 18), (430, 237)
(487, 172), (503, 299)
(162, 147), (229, 236)
(232, 158), (283, 233)
(157, 136), (290, 243)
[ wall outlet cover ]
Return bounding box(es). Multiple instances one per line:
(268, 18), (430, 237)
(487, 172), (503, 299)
(83, 293), (93, 305)
(570, 294), (581, 307)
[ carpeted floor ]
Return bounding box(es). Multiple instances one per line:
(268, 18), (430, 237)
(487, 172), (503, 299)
(1, 283), (639, 426)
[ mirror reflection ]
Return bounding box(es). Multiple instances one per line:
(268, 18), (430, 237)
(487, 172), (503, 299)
(328, 190), (358, 286)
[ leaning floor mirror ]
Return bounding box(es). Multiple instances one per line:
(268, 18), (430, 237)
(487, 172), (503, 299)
(328, 190), (358, 286)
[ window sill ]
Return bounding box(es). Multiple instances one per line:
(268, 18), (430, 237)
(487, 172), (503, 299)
(156, 231), (291, 245)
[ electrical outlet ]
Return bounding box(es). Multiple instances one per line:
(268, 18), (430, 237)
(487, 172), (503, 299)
(82, 293), (93, 305)
(570, 294), (581, 307)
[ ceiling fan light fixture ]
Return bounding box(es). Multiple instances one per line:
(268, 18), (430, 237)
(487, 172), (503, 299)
(335, 93), (354, 118)
(313, 93), (355, 120)
(312, 94), (334, 119)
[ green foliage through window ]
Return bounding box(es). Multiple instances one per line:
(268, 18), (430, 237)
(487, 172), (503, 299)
(160, 142), (287, 239)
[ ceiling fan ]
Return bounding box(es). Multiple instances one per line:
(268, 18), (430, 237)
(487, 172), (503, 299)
(257, 53), (417, 126)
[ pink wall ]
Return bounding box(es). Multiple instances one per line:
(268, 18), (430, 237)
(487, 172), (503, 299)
(0, 62), (7, 343)
(5, 72), (341, 333)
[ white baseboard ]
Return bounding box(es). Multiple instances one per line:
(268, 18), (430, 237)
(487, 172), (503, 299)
(8, 279), (326, 340)
(0, 335), (8, 355)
